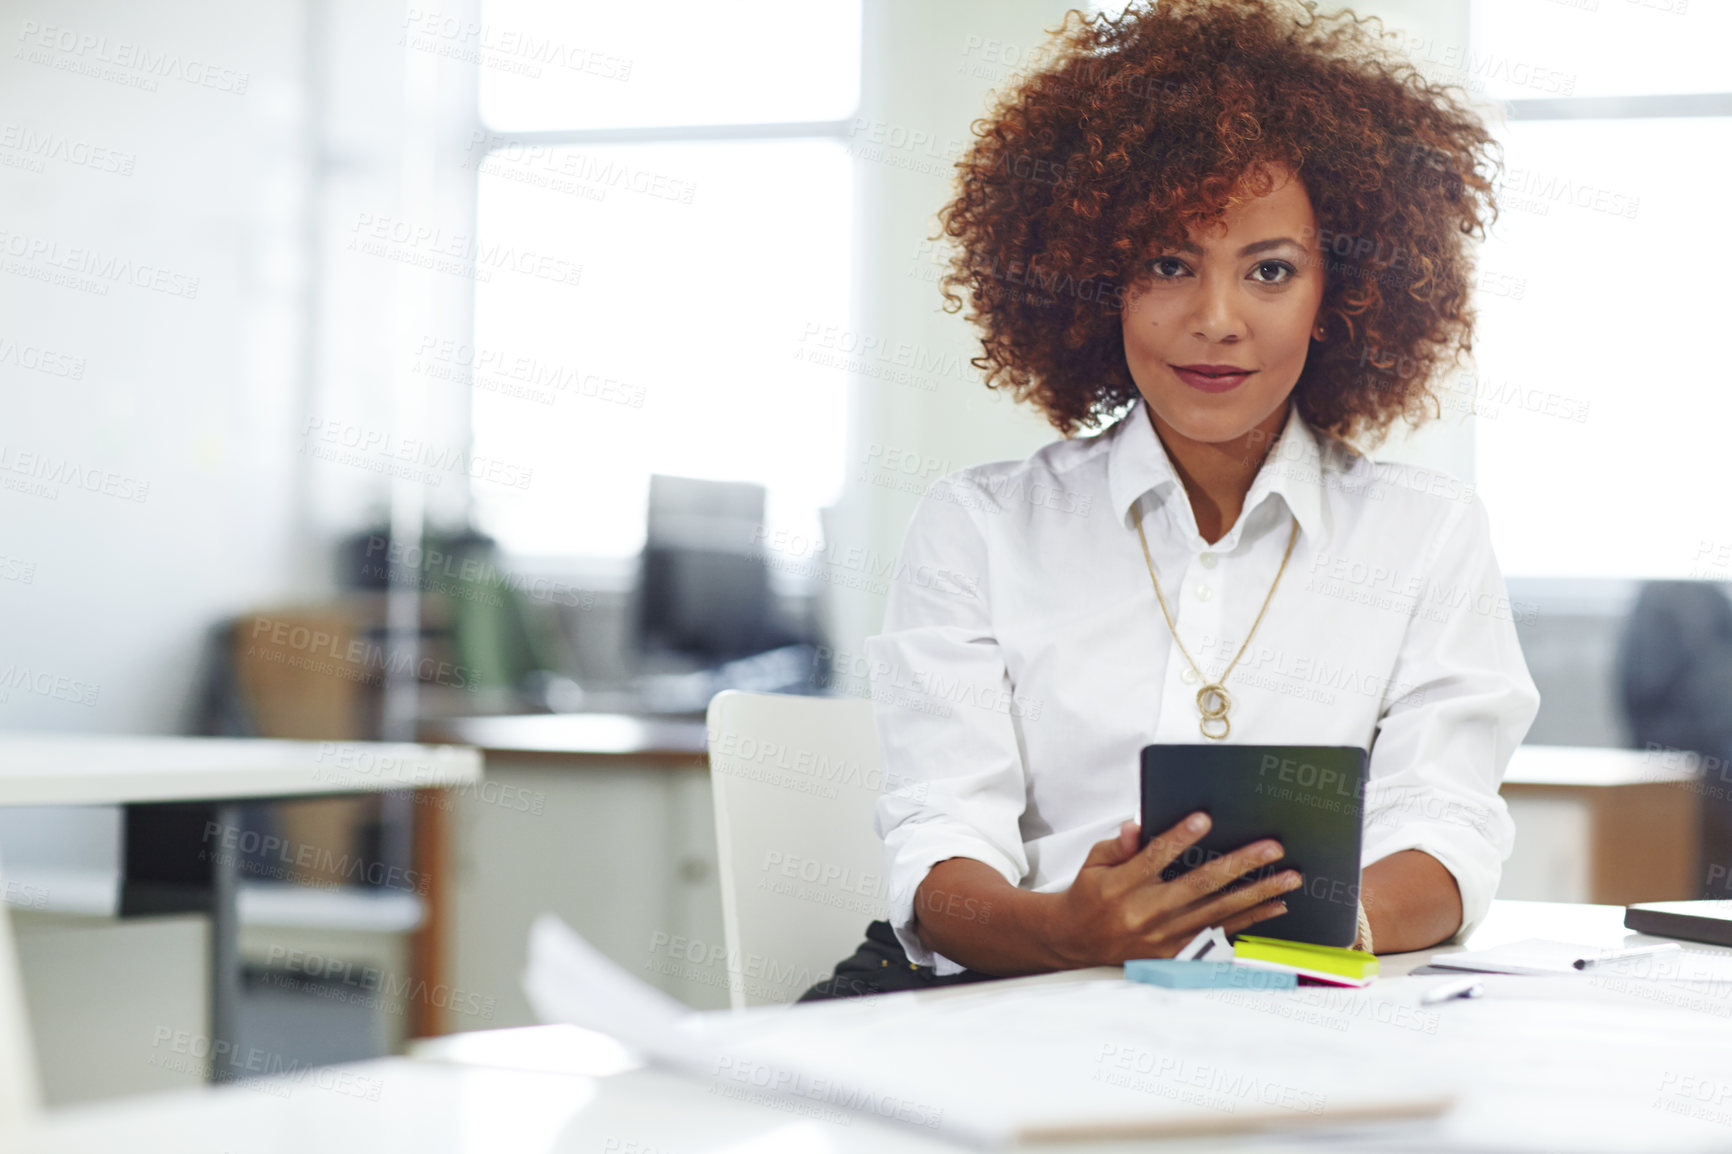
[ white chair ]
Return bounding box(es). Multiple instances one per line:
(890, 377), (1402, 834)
(0, 863), (42, 1132)
(705, 690), (889, 1009)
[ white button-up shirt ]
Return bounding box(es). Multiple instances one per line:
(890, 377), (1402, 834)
(868, 397), (1540, 974)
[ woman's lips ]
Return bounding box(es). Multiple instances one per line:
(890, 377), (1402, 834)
(1171, 365), (1254, 394)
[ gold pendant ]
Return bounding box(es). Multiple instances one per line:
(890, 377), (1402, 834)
(1197, 684), (1231, 740)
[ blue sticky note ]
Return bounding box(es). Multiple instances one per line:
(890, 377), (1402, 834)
(1124, 959), (1298, 990)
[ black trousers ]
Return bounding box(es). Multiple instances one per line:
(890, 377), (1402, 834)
(796, 919), (1005, 1002)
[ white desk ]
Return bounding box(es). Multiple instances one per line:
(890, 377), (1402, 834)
(0, 735), (480, 804)
(16, 900), (1732, 1153)
(0, 735), (481, 1083)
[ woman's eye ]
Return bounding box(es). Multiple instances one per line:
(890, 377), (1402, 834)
(1252, 260), (1296, 285)
(1145, 257), (1187, 279)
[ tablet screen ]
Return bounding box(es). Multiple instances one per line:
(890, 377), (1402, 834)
(1140, 744), (1368, 947)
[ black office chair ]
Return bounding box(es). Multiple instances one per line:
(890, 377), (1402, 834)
(1616, 581), (1732, 898)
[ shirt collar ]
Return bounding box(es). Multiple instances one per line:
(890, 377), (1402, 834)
(1106, 395), (1326, 547)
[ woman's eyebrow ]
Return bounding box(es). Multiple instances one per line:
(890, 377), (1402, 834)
(1171, 237), (1305, 257)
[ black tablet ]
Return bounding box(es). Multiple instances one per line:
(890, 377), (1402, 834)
(1139, 744), (1369, 947)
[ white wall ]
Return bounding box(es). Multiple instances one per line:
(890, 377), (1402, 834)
(0, 0), (319, 735)
(0, 0), (478, 1102)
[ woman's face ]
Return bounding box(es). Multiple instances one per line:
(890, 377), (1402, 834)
(1120, 164), (1328, 448)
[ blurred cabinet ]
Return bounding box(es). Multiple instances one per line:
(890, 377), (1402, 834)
(1498, 745), (1699, 906)
(425, 716), (727, 1025)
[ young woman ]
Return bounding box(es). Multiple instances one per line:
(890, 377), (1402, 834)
(800, 0), (1538, 1000)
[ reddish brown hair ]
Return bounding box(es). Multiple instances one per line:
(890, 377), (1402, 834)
(935, 0), (1505, 442)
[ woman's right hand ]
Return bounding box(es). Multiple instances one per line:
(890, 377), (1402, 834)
(1038, 812), (1302, 967)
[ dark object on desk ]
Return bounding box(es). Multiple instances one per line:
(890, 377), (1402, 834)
(1616, 581), (1732, 898)
(1141, 744), (1368, 949)
(1624, 900), (1732, 948)
(796, 919), (1003, 1002)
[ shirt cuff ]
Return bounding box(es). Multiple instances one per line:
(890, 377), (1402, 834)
(885, 829), (1024, 975)
(1362, 798), (1514, 945)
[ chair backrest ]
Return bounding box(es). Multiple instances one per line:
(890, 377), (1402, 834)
(706, 691), (888, 1009)
(0, 862), (42, 1131)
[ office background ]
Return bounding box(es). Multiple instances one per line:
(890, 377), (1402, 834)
(0, 0), (1727, 1108)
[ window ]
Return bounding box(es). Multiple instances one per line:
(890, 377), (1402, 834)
(467, 1), (861, 560)
(1464, 0), (1732, 579)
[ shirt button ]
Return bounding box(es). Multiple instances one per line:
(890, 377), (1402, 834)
(1182, 668), (1199, 685)
(1195, 585), (1213, 601)
(1199, 553), (1217, 569)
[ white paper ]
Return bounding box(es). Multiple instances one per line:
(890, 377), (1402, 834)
(1428, 938), (1612, 975)
(521, 914), (1454, 1148)
(1430, 939), (1732, 982)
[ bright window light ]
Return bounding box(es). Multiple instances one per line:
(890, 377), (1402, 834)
(1470, 0), (1726, 100)
(469, 138), (852, 558)
(477, 0), (861, 131)
(1471, 115), (1732, 579)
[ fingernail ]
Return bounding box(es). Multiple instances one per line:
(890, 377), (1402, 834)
(1260, 843), (1282, 861)
(1187, 813), (1209, 831)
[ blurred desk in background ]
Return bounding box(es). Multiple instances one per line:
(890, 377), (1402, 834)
(1499, 744), (1699, 906)
(417, 715), (725, 1022)
(0, 735), (480, 1099)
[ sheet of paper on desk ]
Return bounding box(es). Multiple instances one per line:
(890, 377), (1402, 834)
(522, 914), (1454, 1148)
(1426, 939), (1604, 975)
(1430, 939), (1732, 981)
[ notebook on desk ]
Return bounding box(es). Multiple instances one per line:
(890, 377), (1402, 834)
(1624, 900), (1732, 947)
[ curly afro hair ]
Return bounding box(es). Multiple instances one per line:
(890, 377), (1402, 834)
(935, 0), (1506, 443)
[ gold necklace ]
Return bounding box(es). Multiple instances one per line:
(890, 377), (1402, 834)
(1134, 512), (1299, 740)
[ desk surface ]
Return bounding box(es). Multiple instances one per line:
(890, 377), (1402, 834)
(0, 735), (482, 805)
(419, 714), (707, 761)
(1503, 744), (1695, 787)
(19, 900), (1732, 1153)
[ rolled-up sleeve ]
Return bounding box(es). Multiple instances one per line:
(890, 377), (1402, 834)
(867, 473), (1030, 974)
(1362, 493), (1541, 944)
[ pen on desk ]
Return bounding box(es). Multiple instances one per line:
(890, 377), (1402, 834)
(1572, 942), (1682, 970)
(1419, 976), (1483, 1005)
